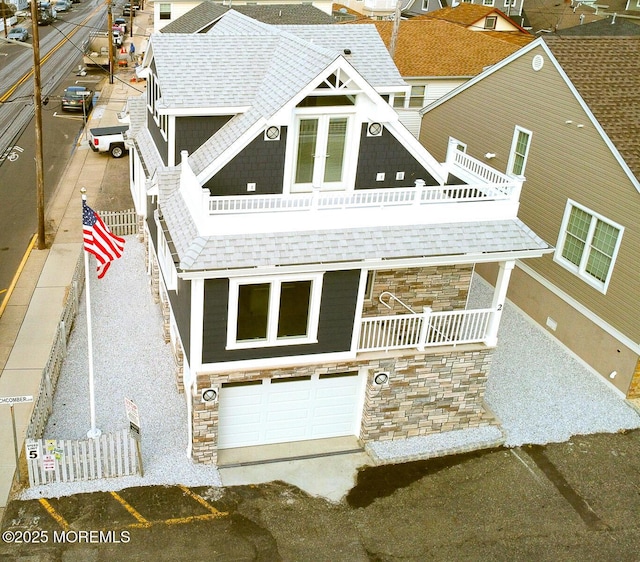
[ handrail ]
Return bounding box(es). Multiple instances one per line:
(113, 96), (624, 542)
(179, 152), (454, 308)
(378, 291), (416, 314)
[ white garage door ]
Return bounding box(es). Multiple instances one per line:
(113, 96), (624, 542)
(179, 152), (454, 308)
(218, 371), (364, 449)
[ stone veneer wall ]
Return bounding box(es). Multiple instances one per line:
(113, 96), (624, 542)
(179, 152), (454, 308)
(362, 265), (473, 317)
(191, 347), (495, 464)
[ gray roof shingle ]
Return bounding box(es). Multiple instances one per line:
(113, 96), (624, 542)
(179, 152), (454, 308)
(160, 2), (335, 33)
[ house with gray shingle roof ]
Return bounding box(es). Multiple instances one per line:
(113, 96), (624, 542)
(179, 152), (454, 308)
(148, 0), (335, 31)
(160, 2), (335, 34)
(128, 10), (551, 465)
(420, 36), (640, 401)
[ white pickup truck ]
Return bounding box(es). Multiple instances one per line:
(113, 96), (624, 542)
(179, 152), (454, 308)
(88, 125), (129, 158)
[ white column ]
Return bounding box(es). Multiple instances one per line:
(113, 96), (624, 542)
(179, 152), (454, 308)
(484, 260), (515, 347)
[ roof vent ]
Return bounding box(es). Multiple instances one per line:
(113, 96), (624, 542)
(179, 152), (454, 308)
(343, 48), (351, 55)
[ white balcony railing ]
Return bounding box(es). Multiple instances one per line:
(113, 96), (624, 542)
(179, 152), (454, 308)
(358, 307), (495, 352)
(208, 183), (515, 215)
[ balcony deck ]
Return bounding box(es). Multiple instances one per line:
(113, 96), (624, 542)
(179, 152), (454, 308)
(180, 147), (523, 235)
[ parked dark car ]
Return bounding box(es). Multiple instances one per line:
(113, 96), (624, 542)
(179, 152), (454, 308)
(122, 2), (139, 15)
(7, 27), (29, 42)
(61, 86), (93, 113)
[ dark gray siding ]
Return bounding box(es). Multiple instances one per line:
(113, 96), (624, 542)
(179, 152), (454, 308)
(174, 115), (232, 164)
(148, 61), (168, 165)
(203, 127), (288, 195)
(146, 195), (157, 245)
(201, 269), (360, 364)
(355, 124), (439, 188)
(167, 277), (191, 364)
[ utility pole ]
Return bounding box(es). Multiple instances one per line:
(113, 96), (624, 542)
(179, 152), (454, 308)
(30, 0), (46, 249)
(389, 0), (402, 60)
(107, 0), (114, 84)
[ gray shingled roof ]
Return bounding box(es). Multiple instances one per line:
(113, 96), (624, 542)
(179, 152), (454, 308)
(146, 10), (405, 177)
(158, 181), (551, 271)
(160, 2), (334, 33)
(182, 219), (549, 271)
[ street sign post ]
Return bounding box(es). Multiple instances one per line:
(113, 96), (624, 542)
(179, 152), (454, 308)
(124, 397), (143, 476)
(1, 395), (34, 482)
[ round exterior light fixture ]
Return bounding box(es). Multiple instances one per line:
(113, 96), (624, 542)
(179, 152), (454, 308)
(367, 122), (383, 137)
(373, 371), (390, 385)
(265, 126), (281, 140)
(202, 388), (218, 402)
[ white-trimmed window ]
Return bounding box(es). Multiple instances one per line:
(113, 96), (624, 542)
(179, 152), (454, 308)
(483, 0), (495, 5)
(554, 200), (623, 293)
(504, 0), (516, 6)
(227, 274), (323, 349)
(159, 3), (171, 19)
(409, 85), (426, 108)
(507, 126), (532, 177)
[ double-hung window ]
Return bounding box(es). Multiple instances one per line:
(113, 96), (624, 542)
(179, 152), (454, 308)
(507, 126), (532, 177)
(554, 200), (623, 293)
(228, 275), (323, 349)
(159, 3), (171, 19)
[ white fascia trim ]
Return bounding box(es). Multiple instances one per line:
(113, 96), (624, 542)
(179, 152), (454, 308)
(516, 260), (640, 355)
(421, 39), (640, 194)
(199, 351), (357, 375)
(158, 105), (251, 117)
(178, 248), (554, 280)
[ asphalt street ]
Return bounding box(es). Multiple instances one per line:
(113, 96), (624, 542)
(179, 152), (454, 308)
(2, 430), (640, 561)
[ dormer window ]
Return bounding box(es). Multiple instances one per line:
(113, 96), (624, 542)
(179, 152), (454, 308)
(484, 16), (497, 29)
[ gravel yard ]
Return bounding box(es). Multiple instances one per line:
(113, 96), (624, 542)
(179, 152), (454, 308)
(20, 238), (640, 499)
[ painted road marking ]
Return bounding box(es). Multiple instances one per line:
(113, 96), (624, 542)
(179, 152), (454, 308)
(110, 491), (151, 528)
(36, 488), (229, 532)
(39, 498), (70, 531)
(178, 485), (227, 516)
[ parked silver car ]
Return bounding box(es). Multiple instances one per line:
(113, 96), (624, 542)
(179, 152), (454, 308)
(7, 27), (29, 42)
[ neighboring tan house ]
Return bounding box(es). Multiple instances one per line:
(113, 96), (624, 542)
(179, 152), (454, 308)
(419, 36), (640, 398)
(148, 0), (335, 30)
(342, 16), (532, 135)
(418, 3), (528, 31)
(159, 1), (335, 32)
(127, 11), (550, 463)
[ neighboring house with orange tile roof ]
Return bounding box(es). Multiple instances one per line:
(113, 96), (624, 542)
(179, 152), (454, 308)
(342, 16), (532, 135)
(419, 36), (640, 398)
(415, 3), (528, 31)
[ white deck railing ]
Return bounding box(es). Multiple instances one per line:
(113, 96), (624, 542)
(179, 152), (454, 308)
(208, 183), (515, 215)
(358, 308), (495, 352)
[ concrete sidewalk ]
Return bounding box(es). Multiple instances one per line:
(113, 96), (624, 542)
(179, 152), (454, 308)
(0, 19), (149, 518)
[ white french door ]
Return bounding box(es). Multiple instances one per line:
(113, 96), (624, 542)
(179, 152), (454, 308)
(292, 115), (350, 192)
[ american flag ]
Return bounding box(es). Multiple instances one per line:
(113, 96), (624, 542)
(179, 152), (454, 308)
(82, 199), (125, 279)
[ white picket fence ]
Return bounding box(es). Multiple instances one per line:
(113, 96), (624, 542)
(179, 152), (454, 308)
(98, 208), (140, 236)
(26, 429), (140, 487)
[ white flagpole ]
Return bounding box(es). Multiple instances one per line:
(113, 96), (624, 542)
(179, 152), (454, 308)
(82, 188), (101, 439)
